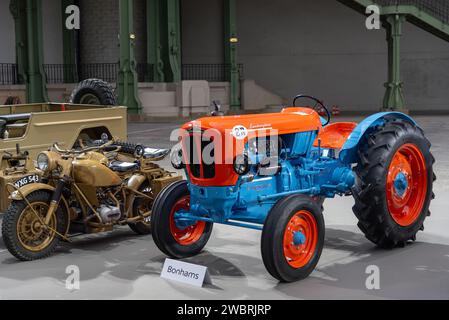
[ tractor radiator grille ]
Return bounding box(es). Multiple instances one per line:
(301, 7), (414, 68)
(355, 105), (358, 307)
(185, 131), (216, 179)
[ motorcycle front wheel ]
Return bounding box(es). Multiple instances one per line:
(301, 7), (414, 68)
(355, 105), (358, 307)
(2, 191), (67, 261)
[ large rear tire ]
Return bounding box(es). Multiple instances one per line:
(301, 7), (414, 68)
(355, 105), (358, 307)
(261, 195), (325, 282)
(352, 117), (435, 248)
(151, 181), (213, 258)
(69, 78), (117, 106)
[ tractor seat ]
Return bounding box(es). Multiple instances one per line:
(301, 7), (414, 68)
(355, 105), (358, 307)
(108, 161), (139, 172)
(314, 122), (357, 149)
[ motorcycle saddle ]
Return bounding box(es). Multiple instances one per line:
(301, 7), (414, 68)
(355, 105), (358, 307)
(108, 161), (139, 172)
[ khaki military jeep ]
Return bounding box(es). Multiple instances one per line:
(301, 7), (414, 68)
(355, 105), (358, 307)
(0, 102), (127, 211)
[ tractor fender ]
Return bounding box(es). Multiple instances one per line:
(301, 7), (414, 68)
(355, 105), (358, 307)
(339, 112), (418, 164)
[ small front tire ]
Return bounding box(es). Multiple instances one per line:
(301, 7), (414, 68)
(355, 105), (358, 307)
(151, 181), (213, 258)
(261, 195), (325, 282)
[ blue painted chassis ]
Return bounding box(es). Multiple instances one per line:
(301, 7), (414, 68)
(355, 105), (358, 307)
(175, 112), (417, 231)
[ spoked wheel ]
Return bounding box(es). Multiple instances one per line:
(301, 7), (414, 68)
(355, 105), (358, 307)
(261, 195), (325, 283)
(151, 181), (213, 258)
(2, 191), (67, 261)
(129, 182), (154, 235)
(353, 118), (435, 248)
(16, 202), (57, 252)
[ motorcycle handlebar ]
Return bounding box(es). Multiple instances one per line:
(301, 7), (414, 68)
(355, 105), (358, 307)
(53, 140), (114, 155)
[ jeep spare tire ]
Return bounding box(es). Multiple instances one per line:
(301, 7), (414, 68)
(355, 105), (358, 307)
(69, 78), (118, 106)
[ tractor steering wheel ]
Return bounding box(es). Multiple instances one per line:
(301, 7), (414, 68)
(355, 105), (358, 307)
(293, 94), (331, 126)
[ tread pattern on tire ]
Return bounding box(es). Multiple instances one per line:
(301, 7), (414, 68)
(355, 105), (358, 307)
(352, 117), (436, 248)
(151, 180), (213, 259)
(261, 194), (325, 283)
(2, 191), (66, 261)
(69, 78), (117, 106)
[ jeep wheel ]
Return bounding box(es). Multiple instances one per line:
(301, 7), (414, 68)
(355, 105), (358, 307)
(352, 118), (435, 248)
(69, 78), (117, 106)
(2, 191), (67, 261)
(151, 181), (213, 258)
(261, 195), (325, 282)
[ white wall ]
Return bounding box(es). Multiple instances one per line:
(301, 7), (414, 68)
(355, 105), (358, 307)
(181, 0), (449, 112)
(42, 0), (63, 64)
(0, 0), (63, 64)
(0, 1), (16, 63)
(181, 0), (224, 64)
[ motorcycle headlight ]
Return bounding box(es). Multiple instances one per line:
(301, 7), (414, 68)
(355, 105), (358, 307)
(36, 152), (49, 171)
(171, 145), (185, 170)
(36, 151), (59, 173)
(233, 154), (250, 176)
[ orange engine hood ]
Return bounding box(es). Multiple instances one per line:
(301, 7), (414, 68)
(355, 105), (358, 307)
(181, 107), (322, 137)
(179, 107), (323, 187)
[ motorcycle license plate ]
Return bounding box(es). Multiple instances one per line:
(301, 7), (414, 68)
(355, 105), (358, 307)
(14, 175), (40, 189)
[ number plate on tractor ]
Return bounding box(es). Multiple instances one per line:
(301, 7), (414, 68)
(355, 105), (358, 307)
(14, 175), (40, 189)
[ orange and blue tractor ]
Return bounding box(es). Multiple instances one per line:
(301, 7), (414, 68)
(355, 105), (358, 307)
(151, 95), (435, 283)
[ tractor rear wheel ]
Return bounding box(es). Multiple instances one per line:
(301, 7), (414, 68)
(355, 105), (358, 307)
(352, 118), (435, 248)
(151, 181), (213, 258)
(261, 195), (325, 282)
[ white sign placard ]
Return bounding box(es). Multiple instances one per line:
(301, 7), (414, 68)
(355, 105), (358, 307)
(161, 259), (212, 288)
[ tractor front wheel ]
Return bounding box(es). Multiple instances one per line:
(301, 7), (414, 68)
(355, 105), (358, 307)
(261, 195), (325, 282)
(151, 181), (213, 258)
(353, 118), (435, 248)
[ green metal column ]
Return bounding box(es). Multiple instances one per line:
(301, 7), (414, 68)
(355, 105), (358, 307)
(118, 0), (142, 114)
(224, 0), (241, 111)
(147, 0), (164, 82)
(146, 0), (181, 83)
(166, 0), (182, 82)
(383, 14), (406, 112)
(10, 0), (27, 85)
(10, 0), (48, 103)
(61, 0), (77, 83)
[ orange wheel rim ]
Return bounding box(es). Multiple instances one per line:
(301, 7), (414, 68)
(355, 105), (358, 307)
(386, 144), (428, 227)
(283, 210), (318, 269)
(169, 195), (206, 246)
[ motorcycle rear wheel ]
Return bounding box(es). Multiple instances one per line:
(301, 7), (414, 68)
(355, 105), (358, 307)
(128, 182), (153, 235)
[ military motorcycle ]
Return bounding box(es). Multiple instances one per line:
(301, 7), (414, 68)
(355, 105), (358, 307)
(2, 139), (181, 261)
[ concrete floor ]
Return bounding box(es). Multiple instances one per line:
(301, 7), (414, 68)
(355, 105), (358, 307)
(1, 116), (449, 300)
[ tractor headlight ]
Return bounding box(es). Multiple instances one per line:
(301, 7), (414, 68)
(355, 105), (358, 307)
(36, 152), (49, 171)
(171, 144), (185, 170)
(233, 154), (250, 176)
